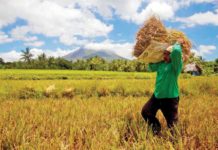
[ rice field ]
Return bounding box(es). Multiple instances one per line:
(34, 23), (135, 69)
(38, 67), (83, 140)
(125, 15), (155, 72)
(0, 69), (155, 80)
(0, 70), (217, 149)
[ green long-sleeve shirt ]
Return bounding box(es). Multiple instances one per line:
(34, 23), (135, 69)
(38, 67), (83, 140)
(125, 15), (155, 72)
(149, 43), (183, 99)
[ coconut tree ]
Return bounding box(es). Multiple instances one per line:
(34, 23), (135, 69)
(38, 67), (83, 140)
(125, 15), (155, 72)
(215, 58), (218, 64)
(0, 58), (4, 64)
(37, 53), (48, 69)
(37, 53), (47, 61)
(20, 47), (33, 63)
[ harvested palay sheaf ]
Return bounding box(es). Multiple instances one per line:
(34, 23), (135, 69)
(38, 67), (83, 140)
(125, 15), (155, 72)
(133, 16), (192, 63)
(167, 29), (192, 56)
(138, 41), (169, 63)
(133, 16), (168, 57)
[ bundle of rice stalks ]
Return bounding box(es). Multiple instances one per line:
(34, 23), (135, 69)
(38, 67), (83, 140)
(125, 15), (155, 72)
(44, 84), (58, 98)
(138, 40), (168, 63)
(133, 16), (168, 57)
(45, 84), (55, 94)
(62, 88), (75, 99)
(18, 87), (38, 99)
(167, 29), (192, 56)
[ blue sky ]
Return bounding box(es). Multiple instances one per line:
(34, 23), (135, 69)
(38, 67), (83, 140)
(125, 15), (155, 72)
(0, 0), (217, 62)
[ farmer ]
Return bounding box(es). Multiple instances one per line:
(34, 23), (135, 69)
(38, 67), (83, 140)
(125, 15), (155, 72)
(141, 38), (186, 135)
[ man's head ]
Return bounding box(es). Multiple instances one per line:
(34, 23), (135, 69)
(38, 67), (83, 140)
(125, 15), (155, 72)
(163, 50), (171, 63)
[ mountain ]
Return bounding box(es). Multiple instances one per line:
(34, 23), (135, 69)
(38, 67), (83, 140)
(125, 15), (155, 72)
(63, 48), (127, 61)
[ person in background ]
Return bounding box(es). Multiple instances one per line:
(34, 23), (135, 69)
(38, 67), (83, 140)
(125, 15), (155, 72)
(141, 38), (186, 135)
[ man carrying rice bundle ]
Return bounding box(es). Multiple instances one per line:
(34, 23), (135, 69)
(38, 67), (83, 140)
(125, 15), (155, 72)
(135, 16), (191, 135)
(141, 37), (188, 135)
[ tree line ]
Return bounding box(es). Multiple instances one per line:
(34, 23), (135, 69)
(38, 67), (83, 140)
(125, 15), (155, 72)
(0, 47), (218, 73)
(0, 48), (148, 72)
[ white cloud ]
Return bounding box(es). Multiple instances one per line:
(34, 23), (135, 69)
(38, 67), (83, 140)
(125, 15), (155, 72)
(0, 0), (217, 50)
(0, 31), (13, 44)
(33, 48), (77, 59)
(9, 26), (44, 47)
(0, 50), (21, 62)
(146, 0), (217, 27)
(199, 45), (216, 54)
(185, 0), (215, 4)
(176, 9), (218, 27)
(24, 41), (44, 47)
(59, 35), (88, 46)
(72, 0), (215, 24)
(0, 0), (113, 46)
(85, 40), (134, 59)
(29, 48), (73, 58)
(73, 0), (175, 24)
(176, 0), (215, 7)
(133, 2), (175, 24)
(10, 26), (37, 42)
(0, 48), (75, 62)
(41, 48), (74, 58)
(155, 0), (216, 9)
(0, 0), (17, 28)
(191, 45), (216, 56)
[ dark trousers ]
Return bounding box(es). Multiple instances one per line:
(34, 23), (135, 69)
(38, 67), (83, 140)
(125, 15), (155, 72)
(141, 94), (179, 134)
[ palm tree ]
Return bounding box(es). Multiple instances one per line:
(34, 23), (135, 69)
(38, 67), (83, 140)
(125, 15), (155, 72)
(215, 58), (218, 64)
(20, 47), (33, 63)
(38, 53), (47, 61)
(0, 58), (4, 64)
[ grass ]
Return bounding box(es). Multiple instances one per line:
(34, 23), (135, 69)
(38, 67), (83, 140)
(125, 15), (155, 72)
(0, 70), (217, 149)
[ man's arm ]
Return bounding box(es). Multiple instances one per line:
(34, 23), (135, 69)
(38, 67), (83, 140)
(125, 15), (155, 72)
(148, 62), (161, 72)
(170, 45), (182, 74)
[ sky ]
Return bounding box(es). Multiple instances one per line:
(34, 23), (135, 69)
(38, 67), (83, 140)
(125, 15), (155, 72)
(0, 0), (218, 62)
